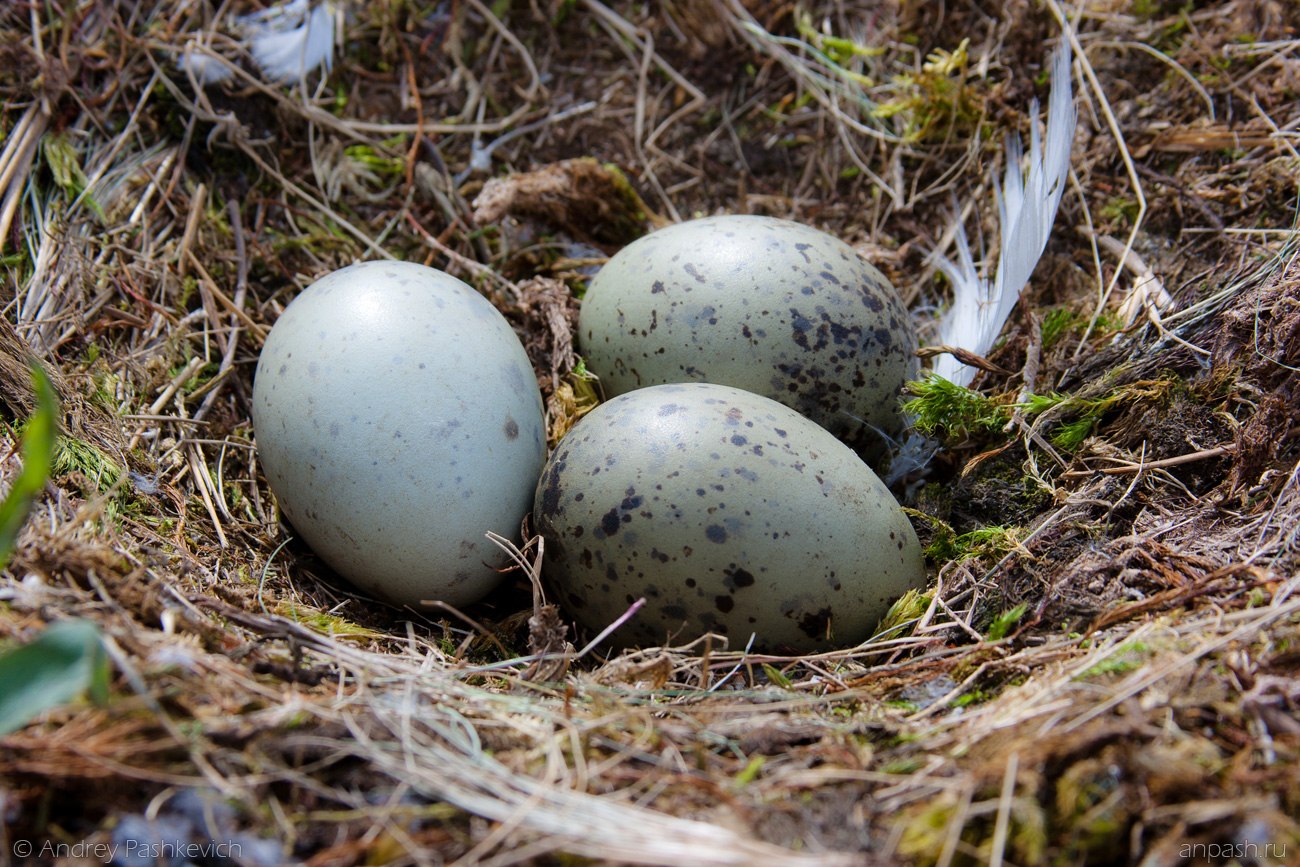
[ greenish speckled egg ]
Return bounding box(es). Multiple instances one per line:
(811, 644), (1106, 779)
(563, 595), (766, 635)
(579, 215), (919, 461)
(252, 261), (546, 608)
(534, 383), (926, 652)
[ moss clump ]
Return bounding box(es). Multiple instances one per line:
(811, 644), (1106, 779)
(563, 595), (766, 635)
(872, 39), (985, 144)
(904, 373), (1010, 441)
(951, 453), (1053, 530)
(896, 788), (1048, 866)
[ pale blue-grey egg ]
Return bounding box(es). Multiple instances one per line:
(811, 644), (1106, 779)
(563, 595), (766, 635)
(253, 261), (546, 607)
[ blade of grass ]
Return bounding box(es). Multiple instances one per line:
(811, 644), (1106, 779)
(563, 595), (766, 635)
(0, 363), (59, 568)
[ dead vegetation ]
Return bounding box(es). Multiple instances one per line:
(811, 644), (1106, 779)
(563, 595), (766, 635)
(1, 1), (1298, 864)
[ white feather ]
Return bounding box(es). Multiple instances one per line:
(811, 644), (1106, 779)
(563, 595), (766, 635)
(178, 42), (236, 85)
(932, 41), (1076, 386)
(239, 0), (335, 86)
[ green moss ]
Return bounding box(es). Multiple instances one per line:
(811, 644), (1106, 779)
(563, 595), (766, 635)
(879, 756), (923, 773)
(795, 11), (885, 69)
(872, 40), (984, 143)
(1130, 0), (1161, 19)
(897, 795), (955, 863)
(1017, 376), (1180, 453)
(273, 603), (384, 640)
(177, 275), (197, 309)
(0, 251), (29, 272)
(950, 689), (992, 708)
(36, 434), (143, 523)
(1100, 195), (1140, 228)
(875, 588), (931, 638)
(1053, 758), (1130, 862)
(914, 511), (1023, 564)
(1039, 306), (1080, 349)
(42, 132), (104, 221)
(181, 361), (220, 396)
(1078, 641), (1150, 679)
(785, 10), (879, 110)
(903, 374), (1009, 440)
(264, 223), (358, 257)
(49, 436), (124, 493)
(597, 160), (654, 241)
(1051, 415), (1096, 450)
(898, 786), (1048, 866)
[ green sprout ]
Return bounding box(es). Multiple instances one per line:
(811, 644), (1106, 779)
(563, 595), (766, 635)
(794, 10), (884, 86)
(0, 364), (58, 568)
(732, 756), (766, 788)
(951, 689), (992, 708)
(986, 603), (1030, 641)
(875, 588), (931, 638)
(760, 663), (793, 689)
(343, 143), (405, 178)
(43, 132), (105, 221)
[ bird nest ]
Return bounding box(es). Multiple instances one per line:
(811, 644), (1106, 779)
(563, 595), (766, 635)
(1, 1), (1298, 864)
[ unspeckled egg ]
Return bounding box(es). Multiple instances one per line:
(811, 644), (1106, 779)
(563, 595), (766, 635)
(252, 261), (546, 608)
(533, 383), (926, 651)
(579, 215), (919, 461)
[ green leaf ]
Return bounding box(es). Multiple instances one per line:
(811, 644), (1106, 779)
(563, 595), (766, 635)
(987, 603), (1029, 641)
(0, 619), (110, 735)
(733, 755), (765, 787)
(0, 364), (59, 568)
(760, 663), (792, 689)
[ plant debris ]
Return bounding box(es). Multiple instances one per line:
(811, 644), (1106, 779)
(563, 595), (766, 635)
(1, 1), (1298, 864)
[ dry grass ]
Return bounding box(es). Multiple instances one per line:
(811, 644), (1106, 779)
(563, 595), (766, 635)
(1, 1), (1298, 864)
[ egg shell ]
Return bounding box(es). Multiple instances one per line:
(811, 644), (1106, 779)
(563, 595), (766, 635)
(579, 215), (919, 460)
(252, 261), (546, 608)
(534, 382), (926, 651)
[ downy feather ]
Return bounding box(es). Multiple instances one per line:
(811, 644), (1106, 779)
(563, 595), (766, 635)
(932, 41), (1076, 386)
(239, 0), (335, 86)
(178, 41), (236, 85)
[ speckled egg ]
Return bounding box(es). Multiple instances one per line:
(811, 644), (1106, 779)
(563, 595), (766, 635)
(579, 215), (919, 460)
(534, 383), (926, 651)
(252, 261), (546, 608)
